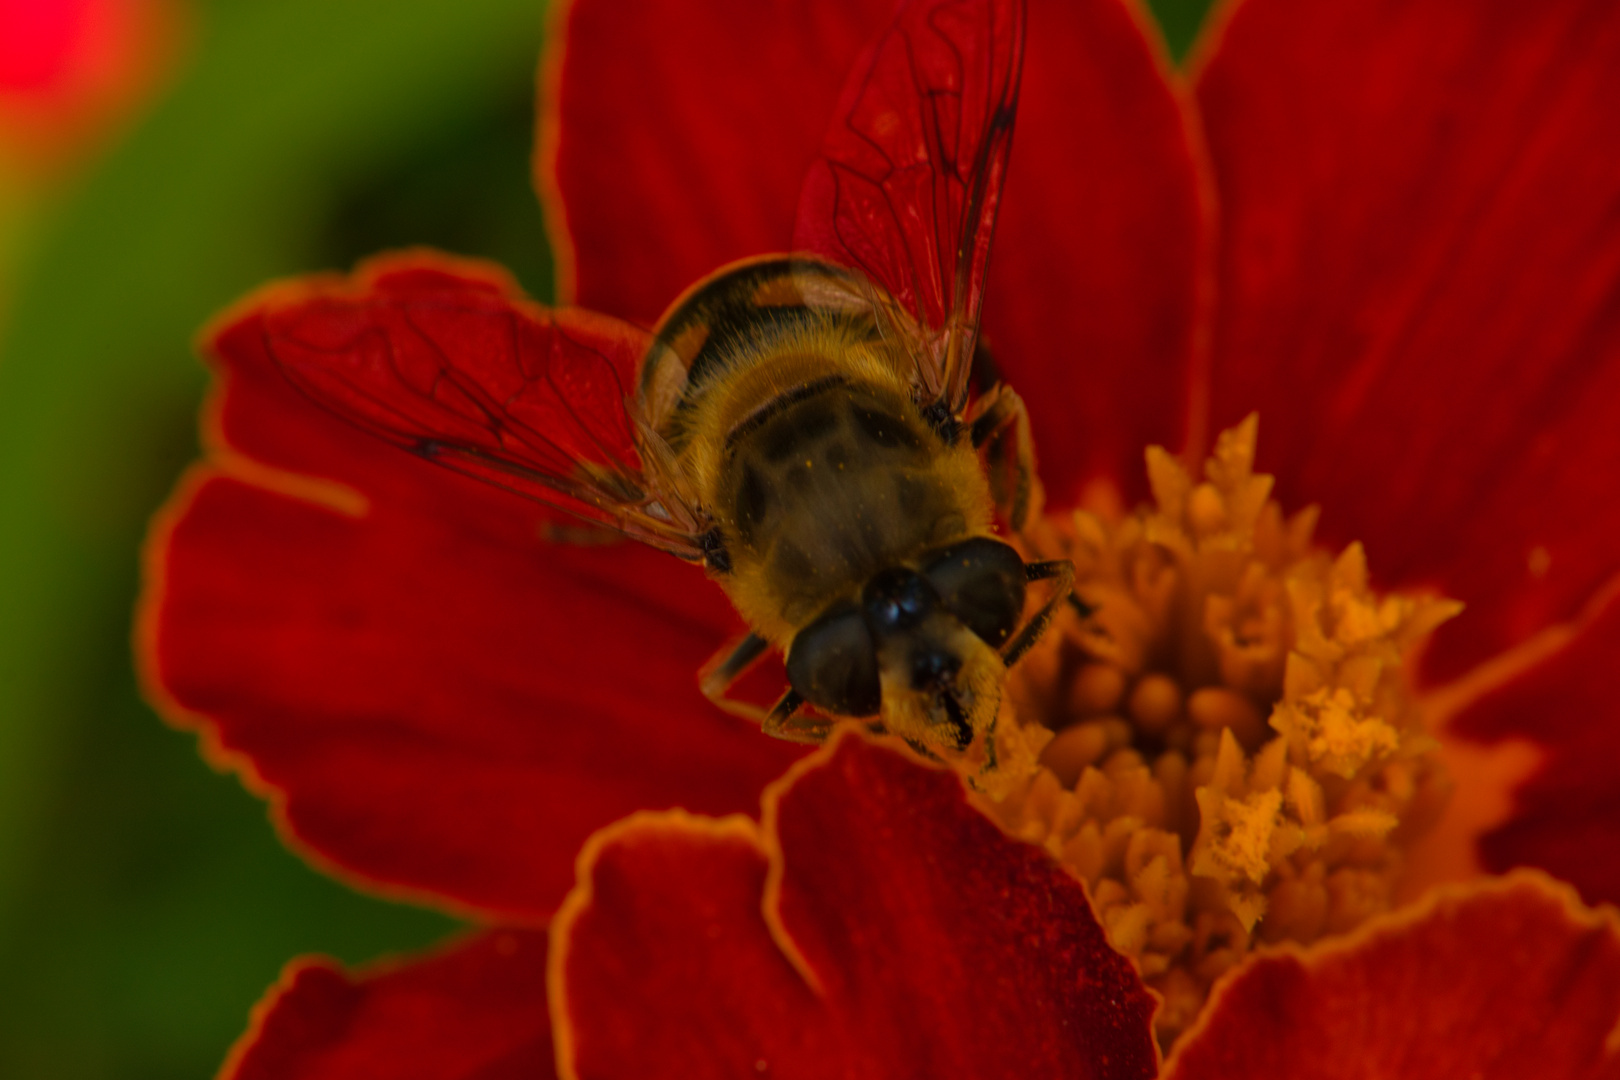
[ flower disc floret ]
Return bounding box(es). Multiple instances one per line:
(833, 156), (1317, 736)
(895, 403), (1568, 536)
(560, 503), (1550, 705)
(980, 415), (1459, 1044)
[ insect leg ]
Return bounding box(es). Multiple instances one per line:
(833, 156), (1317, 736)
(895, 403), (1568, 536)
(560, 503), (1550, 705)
(970, 336), (1005, 396)
(1001, 558), (1076, 668)
(702, 640), (835, 743)
(698, 632), (773, 723)
(966, 383), (1043, 532)
(762, 689), (833, 744)
(966, 382), (1017, 447)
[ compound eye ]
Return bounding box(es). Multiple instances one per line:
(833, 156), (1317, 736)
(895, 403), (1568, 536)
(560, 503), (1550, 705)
(862, 567), (938, 633)
(786, 602), (882, 717)
(921, 537), (1026, 648)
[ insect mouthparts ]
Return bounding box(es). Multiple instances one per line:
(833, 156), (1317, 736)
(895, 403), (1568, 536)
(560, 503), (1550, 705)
(910, 646), (962, 691)
(939, 690), (972, 751)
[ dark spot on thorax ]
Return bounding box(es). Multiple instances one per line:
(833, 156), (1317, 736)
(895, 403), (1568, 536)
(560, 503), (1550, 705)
(851, 403), (925, 452)
(773, 539), (815, 581)
(756, 392), (841, 461)
(896, 474), (930, 515)
(735, 465), (770, 543)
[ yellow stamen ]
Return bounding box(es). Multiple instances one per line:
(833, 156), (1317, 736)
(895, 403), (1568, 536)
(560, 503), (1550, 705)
(972, 414), (1458, 1048)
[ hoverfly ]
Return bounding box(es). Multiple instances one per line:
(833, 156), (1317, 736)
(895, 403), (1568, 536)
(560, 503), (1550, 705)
(257, 0), (1067, 757)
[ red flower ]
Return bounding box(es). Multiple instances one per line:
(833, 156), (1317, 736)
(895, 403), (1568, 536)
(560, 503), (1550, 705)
(0, 0), (181, 169)
(137, 0), (1620, 1076)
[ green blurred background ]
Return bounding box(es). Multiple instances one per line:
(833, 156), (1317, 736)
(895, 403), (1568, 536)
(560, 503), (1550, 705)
(0, 0), (1210, 1075)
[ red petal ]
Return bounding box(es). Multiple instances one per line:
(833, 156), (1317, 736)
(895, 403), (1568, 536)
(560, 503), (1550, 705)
(139, 255), (806, 918)
(1448, 584), (1620, 907)
(979, 0), (1211, 509)
(553, 732), (1159, 1080)
(1196, 0), (1620, 682)
(795, 0), (1022, 345)
(541, 0), (891, 324)
(227, 930), (554, 1080)
(0, 0), (87, 92)
(1165, 875), (1620, 1080)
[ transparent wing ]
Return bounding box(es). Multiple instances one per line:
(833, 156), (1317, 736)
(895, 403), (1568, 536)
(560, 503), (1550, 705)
(250, 253), (707, 558)
(795, 0), (1026, 412)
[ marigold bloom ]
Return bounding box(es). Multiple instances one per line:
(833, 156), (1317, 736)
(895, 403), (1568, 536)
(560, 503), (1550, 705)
(138, 0), (1620, 1075)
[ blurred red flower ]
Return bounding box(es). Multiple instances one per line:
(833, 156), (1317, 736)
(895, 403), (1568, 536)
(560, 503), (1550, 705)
(0, 0), (180, 167)
(138, 0), (1620, 1076)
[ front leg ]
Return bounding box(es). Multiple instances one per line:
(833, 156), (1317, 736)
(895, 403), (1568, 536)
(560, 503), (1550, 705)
(761, 689), (834, 744)
(703, 637), (834, 743)
(966, 382), (1044, 533)
(699, 632), (771, 723)
(1002, 558), (1076, 667)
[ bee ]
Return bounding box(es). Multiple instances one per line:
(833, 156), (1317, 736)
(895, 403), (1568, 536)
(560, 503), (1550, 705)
(640, 253), (1072, 752)
(261, 0), (1062, 756)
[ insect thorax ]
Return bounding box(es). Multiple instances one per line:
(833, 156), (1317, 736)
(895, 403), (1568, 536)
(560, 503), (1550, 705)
(640, 256), (993, 644)
(692, 355), (993, 645)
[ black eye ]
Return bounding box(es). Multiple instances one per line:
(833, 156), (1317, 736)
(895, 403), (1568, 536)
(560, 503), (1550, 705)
(862, 567), (937, 633)
(921, 538), (1026, 648)
(786, 602), (881, 716)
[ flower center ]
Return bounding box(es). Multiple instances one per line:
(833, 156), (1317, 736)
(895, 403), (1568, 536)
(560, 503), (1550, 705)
(976, 415), (1458, 1046)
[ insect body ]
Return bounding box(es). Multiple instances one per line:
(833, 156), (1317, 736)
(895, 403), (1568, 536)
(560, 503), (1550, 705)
(639, 256), (1068, 751)
(257, 0), (1057, 757)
